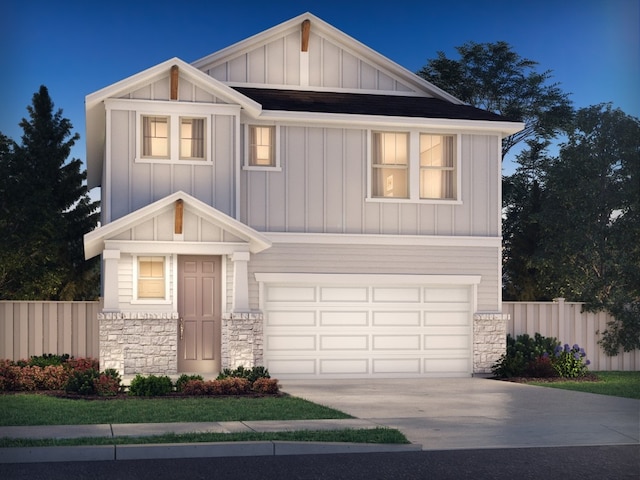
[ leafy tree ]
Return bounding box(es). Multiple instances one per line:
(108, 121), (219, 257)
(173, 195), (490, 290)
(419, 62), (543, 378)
(542, 104), (639, 355)
(418, 41), (573, 158)
(504, 104), (639, 354)
(0, 86), (100, 300)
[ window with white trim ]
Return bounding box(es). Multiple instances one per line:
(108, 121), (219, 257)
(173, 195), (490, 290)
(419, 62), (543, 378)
(419, 134), (456, 200)
(137, 256), (166, 299)
(139, 114), (208, 162)
(370, 131), (458, 202)
(244, 125), (279, 170)
(372, 132), (409, 198)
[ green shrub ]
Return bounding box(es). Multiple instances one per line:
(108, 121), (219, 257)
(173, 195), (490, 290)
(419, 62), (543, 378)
(65, 368), (100, 395)
(27, 353), (71, 368)
(552, 344), (590, 378)
(492, 333), (560, 378)
(128, 374), (173, 396)
(175, 374), (204, 392)
(217, 366), (270, 384)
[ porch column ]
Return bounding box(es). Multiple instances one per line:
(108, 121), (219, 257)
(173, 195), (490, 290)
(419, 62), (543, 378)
(102, 249), (120, 312)
(231, 251), (250, 312)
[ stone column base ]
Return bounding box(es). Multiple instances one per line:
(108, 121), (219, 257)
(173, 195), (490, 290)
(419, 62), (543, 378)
(99, 311), (178, 377)
(221, 312), (264, 370)
(473, 313), (509, 375)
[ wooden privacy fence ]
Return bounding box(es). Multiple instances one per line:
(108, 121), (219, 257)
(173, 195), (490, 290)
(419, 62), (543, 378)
(1, 300), (637, 371)
(0, 301), (101, 361)
(503, 299), (639, 371)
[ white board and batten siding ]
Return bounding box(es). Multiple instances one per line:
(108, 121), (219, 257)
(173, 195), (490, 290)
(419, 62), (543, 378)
(257, 273), (479, 378)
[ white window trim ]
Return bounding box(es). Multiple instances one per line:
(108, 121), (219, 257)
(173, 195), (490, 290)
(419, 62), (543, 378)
(242, 123), (281, 171)
(131, 254), (172, 305)
(367, 129), (462, 205)
(136, 112), (210, 165)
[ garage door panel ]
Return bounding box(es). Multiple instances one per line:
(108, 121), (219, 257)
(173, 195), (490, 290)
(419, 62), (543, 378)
(320, 335), (368, 350)
(320, 287), (368, 302)
(267, 286), (316, 302)
(320, 359), (368, 375)
(320, 311), (369, 326)
(372, 311), (421, 326)
(267, 311), (316, 327)
(424, 287), (469, 302)
(424, 311), (469, 326)
(424, 357), (469, 374)
(268, 359), (316, 375)
(267, 335), (315, 351)
(373, 287), (421, 303)
(424, 334), (470, 350)
(373, 335), (421, 350)
(373, 358), (421, 374)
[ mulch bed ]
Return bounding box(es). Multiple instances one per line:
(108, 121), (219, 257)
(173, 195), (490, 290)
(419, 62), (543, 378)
(495, 373), (600, 384)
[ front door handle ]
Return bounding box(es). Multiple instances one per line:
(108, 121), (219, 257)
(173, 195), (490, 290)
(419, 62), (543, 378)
(179, 317), (184, 341)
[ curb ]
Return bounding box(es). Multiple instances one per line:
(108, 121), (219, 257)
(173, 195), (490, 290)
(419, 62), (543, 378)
(0, 441), (422, 463)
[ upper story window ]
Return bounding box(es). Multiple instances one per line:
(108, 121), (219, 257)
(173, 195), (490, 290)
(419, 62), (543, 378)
(244, 125), (280, 170)
(180, 117), (206, 160)
(139, 113), (208, 163)
(369, 131), (459, 203)
(142, 116), (169, 158)
(419, 134), (456, 200)
(372, 132), (409, 198)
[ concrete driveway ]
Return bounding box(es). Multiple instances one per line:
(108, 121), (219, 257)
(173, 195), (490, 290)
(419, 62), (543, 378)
(281, 377), (640, 450)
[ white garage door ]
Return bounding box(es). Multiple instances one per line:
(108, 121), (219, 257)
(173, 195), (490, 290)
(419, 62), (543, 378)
(257, 274), (477, 378)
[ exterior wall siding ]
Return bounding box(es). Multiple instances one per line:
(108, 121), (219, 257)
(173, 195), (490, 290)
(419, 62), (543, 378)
(205, 31), (416, 93)
(241, 127), (500, 237)
(248, 243), (501, 312)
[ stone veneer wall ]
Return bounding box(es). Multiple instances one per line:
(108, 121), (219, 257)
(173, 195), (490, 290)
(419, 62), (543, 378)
(221, 313), (264, 369)
(473, 313), (509, 375)
(99, 312), (178, 376)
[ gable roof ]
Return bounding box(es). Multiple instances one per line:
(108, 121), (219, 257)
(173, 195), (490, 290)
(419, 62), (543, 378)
(84, 191), (272, 259)
(85, 57), (262, 189)
(192, 12), (462, 103)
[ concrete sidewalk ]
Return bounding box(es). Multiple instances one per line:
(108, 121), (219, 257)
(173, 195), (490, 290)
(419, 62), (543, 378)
(0, 419), (420, 463)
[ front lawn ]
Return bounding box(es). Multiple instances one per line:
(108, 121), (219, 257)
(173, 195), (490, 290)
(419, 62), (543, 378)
(527, 371), (640, 399)
(0, 394), (351, 426)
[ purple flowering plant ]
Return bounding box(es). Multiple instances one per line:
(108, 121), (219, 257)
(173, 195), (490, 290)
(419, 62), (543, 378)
(553, 343), (590, 377)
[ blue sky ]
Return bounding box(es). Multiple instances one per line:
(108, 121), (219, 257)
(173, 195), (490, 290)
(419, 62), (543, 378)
(2, 0), (638, 183)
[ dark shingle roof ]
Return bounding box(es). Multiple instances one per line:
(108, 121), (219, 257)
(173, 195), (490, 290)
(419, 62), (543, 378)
(232, 87), (511, 122)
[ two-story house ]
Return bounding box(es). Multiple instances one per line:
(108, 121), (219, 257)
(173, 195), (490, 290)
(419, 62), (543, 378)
(84, 13), (523, 379)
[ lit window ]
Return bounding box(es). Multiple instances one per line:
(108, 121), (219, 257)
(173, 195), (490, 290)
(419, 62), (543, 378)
(419, 134), (455, 199)
(180, 117), (206, 160)
(137, 256), (165, 299)
(372, 132), (409, 198)
(249, 126), (275, 166)
(142, 116), (169, 158)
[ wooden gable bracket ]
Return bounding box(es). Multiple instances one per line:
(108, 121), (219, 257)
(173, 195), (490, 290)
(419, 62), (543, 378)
(301, 19), (310, 52)
(170, 65), (179, 100)
(174, 199), (184, 234)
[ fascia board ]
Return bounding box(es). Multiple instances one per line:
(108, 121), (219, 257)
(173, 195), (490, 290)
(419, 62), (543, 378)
(255, 272), (482, 286)
(264, 232), (502, 248)
(257, 110), (525, 136)
(104, 240), (251, 255)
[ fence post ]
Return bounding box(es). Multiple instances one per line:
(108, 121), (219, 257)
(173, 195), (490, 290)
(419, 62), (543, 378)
(553, 298), (566, 343)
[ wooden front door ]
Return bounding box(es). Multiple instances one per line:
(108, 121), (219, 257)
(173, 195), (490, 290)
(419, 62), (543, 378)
(178, 256), (221, 373)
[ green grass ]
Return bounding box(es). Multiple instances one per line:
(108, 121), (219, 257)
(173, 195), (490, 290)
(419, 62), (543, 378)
(0, 428), (409, 448)
(528, 371), (640, 399)
(0, 395), (351, 426)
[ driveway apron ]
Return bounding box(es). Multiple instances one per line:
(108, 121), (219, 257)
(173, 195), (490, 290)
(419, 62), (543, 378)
(281, 378), (640, 450)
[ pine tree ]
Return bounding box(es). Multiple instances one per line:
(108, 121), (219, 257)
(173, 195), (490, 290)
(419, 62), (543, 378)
(0, 86), (100, 300)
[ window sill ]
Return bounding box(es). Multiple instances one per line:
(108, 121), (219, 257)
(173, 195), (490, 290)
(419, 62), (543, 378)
(366, 197), (463, 205)
(135, 158), (212, 165)
(242, 166), (282, 172)
(130, 299), (172, 305)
